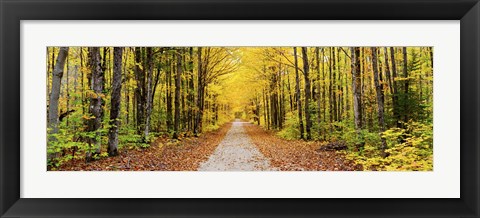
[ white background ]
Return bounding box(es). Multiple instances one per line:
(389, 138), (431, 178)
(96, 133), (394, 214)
(21, 21), (460, 198)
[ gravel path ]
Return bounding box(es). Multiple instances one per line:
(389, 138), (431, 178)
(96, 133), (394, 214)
(198, 120), (274, 171)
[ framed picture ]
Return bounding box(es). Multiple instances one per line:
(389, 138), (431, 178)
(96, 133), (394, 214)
(1, 0), (478, 217)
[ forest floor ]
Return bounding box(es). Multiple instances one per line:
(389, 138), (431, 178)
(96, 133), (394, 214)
(244, 123), (362, 171)
(58, 123), (231, 171)
(57, 120), (360, 171)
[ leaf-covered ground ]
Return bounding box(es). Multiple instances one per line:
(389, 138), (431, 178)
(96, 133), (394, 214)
(56, 121), (361, 171)
(244, 123), (362, 171)
(56, 123), (231, 171)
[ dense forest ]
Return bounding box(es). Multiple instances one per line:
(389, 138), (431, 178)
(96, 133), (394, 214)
(47, 47), (433, 171)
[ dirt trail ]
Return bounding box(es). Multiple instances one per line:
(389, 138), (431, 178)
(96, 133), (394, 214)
(198, 120), (274, 171)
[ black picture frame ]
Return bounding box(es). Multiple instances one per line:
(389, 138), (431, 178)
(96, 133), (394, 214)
(1, 0), (479, 217)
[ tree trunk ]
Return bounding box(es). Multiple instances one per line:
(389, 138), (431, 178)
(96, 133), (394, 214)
(383, 47), (395, 124)
(86, 47), (104, 161)
(101, 48), (108, 88)
(293, 47), (304, 139)
(337, 48), (342, 121)
(332, 48), (338, 122)
(265, 88), (270, 130)
(181, 62), (188, 131)
(65, 55), (70, 126)
(256, 96), (261, 125)
(173, 48), (183, 139)
(371, 47), (387, 156)
(194, 47), (204, 135)
(279, 66), (285, 128)
(143, 48), (154, 142)
(80, 48), (86, 115)
(47, 47), (69, 160)
(286, 69), (293, 112)
(322, 49), (326, 130)
(134, 47), (146, 134)
(315, 48), (322, 136)
(188, 47), (195, 132)
(263, 89), (267, 127)
(269, 72), (278, 128)
(47, 47), (56, 100)
(329, 48), (334, 133)
(48, 47), (69, 134)
(166, 57), (173, 131)
(360, 48), (367, 129)
(389, 47), (400, 127)
(108, 47), (123, 156)
(351, 47), (363, 131)
(402, 47), (409, 123)
(123, 49), (130, 126)
(428, 47), (433, 103)
(344, 50), (350, 120)
(301, 47), (312, 140)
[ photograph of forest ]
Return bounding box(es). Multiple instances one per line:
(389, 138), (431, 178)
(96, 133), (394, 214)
(46, 47), (433, 171)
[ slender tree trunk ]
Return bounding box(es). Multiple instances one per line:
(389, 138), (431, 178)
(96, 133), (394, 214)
(279, 66), (285, 128)
(173, 48), (183, 139)
(256, 96), (261, 125)
(337, 48), (342, 121)
(263, 89), (267, 127)
(181, 55), (187, 130)
(344, 50), (350, 120)
(269, 72), (278, 129)
(286, 70), (293, 112)
(402, 47), (409, 123)
(351, 47), (363, 131)
(133, 90), (137, 128)
(371, 48), (387, 156)
(46, 49), (50, 103)
(48, 47), (69, 133)
(86, 47), (104, 161)
(419, 50), (423, 102)
(47, 47), (56, 99)
(108, 47), (123, 156)
(301, 47), (312, 140)
(322, 49), (326, 130)
(80, 48), (85, 115)
(383, 47), (395, 123)
(47, 47), (69, 160)
(360, 48), (367, 129)
(332, 47), (338, 122)
(65, 55), (69, 126)
(143, 48), (154, 142)
(166, 57), (173, 131)
(293, 47), (304, 139)
(428, 47), (433, 103)
(329, 48), (334, 133)
(124, 49), (130, 126)
(194, 47), (204, 135)
(265, 88), (271, 129)
(315, 48), (322, 136)
(101, 48), (108, 88)
(188, 47), (195, 132)
(390, 47), (400, 127)
(134, 47), (145, 134)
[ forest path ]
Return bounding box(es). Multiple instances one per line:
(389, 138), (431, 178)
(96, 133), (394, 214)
(198, 119), (275, 171)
